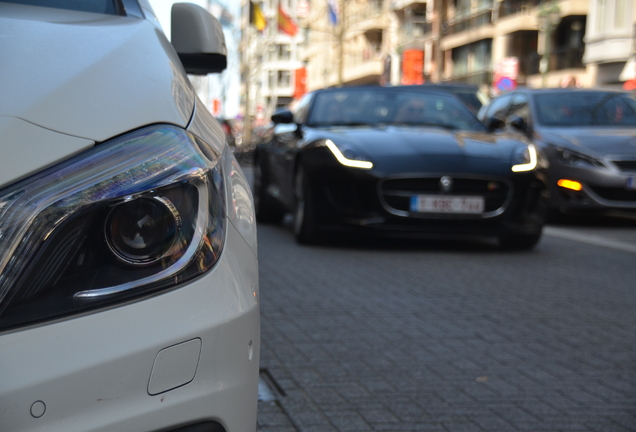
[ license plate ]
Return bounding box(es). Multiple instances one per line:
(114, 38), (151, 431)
(410, 195), (485, 214)
(627, 177), (636, 191)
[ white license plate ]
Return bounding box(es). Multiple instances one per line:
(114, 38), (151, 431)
(410, 195), (485, 214)
(627, 177), (636, 191)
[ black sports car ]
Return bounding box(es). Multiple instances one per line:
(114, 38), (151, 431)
(253, 86), (548, 248)
(478, 88), (636, 214)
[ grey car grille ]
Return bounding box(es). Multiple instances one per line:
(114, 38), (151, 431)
(612, 160), (636, 172)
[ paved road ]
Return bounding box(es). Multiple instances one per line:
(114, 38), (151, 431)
(243, 167), (636, 432)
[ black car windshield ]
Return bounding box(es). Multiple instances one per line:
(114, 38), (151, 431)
(307, 89), (485, 131)
(535, 92), (636, 127)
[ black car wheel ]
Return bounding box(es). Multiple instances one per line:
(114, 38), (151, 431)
(294, 164), (319, 244)
(253, 157), (284, 223)
(499, 232), (542, 250)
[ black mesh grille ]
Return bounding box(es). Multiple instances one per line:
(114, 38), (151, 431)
(381, 177), (510, 213)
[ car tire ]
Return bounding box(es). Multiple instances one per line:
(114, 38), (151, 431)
(253, 156), (284, 223)
(499, 232), (542, 250)
(293, 164), (320, 244)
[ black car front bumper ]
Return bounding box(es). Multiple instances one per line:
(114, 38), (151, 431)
(305, 164), (548, 240)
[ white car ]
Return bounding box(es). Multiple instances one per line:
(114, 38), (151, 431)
(0, 1), (259, 432)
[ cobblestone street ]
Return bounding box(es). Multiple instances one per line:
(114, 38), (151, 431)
(255, 221), (636, 432)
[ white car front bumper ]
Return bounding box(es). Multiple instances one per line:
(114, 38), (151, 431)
(0, 221), (260, 432)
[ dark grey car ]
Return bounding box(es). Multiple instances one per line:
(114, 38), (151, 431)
(478, 89), (636, 214)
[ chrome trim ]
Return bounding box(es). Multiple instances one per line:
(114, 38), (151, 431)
(378, 174), (514, 219)
(577, 184), (636, 208)
(74, 172), (209, 299)
(610, 158), (636, 173)
(104, 195), (183, 266)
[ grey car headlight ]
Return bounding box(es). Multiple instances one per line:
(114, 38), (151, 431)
(553, 147), (603, 167)
(0, 125), (225, 331)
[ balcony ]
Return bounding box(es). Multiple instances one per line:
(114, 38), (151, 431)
(552, 47), (584, 70)
(398, 21), (433, 46)
(498, 0), (541, 19)
(445, 70), (493, 86)
(392, 0), (425, 10)
(444, 10), (493, 35)
(525, 47), (585, 74)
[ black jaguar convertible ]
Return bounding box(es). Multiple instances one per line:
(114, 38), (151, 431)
(253, 86), (548, 248)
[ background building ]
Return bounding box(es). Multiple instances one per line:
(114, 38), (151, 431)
(583, 0), (636, 88)
(240, 0), (636, 128)
(241, 0), (306, 133)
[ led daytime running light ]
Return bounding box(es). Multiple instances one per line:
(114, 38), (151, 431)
(512, 144), (538, 172)
(325, 140), (373, 169)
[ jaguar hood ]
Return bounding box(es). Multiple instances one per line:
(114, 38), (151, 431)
(318, 126), (526, 174)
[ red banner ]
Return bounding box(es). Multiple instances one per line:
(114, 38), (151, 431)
(401, 50), (424, 85)
(294, 68), (307, 99)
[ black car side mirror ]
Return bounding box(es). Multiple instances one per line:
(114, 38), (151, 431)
(486, 117), (505, 132)
(509, 115), (526, 132)
(271, 110), (294, 124)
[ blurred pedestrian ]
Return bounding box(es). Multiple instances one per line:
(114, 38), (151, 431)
(560, 75), (580, 88)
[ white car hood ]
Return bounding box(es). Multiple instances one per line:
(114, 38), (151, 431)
(0, 4), (195, 144)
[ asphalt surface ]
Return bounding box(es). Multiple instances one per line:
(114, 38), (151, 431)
(244, 167), (636, 432)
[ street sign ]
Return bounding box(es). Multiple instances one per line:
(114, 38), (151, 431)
(493, 57), (518, 93)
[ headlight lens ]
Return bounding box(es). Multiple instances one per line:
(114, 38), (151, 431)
(511, 144), (538, 172)
(553, 147), (603, 167)
(325, 140), (373, 169)
(0, 125), (225, 331)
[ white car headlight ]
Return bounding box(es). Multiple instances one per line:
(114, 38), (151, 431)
(0, 125), (225, 331)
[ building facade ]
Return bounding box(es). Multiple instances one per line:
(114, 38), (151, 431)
(583, 0), (636, 87)
(241, 0), (634, 123)
(240, 0), (306, 129)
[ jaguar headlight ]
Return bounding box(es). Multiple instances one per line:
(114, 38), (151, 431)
(511, 144), (538, 172)
(325, 140), (373, 169)
(553, 147), (603, 167)
(0, 125), (225, 331)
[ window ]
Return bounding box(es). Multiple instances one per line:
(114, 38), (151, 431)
(535, 92), (636, 126)
(3, 0), (118, 14)
(595, 0), (606, 32)
(509, 94), (529, 121)
(480, 94), (512, 122)
(293, 93), (314, 124)
(615, 0), (626, 28)
(277, 44), (292, 61)
(278, 70), (291, 87)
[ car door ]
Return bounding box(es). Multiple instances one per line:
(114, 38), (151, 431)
(506, 93), (532, 137)
(268, 121), (298, 208)
(269, 94), (313, 208)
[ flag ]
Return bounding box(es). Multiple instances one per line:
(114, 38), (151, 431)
(327, 0), (339, 25)
(277, 4), (298, 36)
(249, 1), (266, 31)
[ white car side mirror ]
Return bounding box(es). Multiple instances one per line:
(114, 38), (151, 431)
(171, 2), (227, 74)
